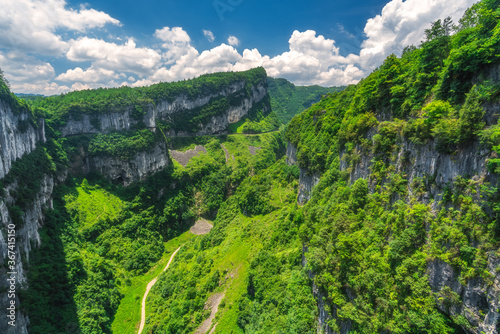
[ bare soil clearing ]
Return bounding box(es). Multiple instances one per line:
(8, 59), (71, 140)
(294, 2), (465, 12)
(190, 218), (213, 235)
(170, 145), (207, 167)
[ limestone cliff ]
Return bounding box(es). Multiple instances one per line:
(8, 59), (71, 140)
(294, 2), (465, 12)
(60, 80), (268, 137)
(0, 171), (60, 334)
(0, 100), (44, 179)
(288, 105), (500, 333)
(286, 142), (321, 205)
(0, 68), (270, 334)
(0, 96), (52, 334)
(338, 134), (498, 334)
(87, 141), (169, 186)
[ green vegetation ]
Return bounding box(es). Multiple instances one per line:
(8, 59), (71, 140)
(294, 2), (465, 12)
(287, 0), (500, 172)
(20, 128), (287, 334)
(282, 0), (500, 332)
(88, 129), (160, 159)
(28, 67), (267, 132)
(0, 69), (34, 116)
(5, 1), (500, 333)
(267, 77), (344, 125)
(112, 231), (194, 334)
(143, 156), (315, 334)
(228, 96), (280, 134)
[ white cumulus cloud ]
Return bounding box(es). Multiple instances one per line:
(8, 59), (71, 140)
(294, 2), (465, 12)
(0, 0), (480, 93)
(155, 27), (197, 64)
(67, 37), (162, 76)
(155, 27), (191, 45)
(0, 0), (120, 56)
(203, 30), (215, 42)
(0, 51), (70, 94)
(357, 0), (478, 70)
(227, 36), (240, 46)
(56, 66), (121, 83)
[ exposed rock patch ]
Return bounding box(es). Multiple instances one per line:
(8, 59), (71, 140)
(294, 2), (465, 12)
(286, 143), (321, 205)
(194, 292), (225, 334)
(60, 81), (268, 138)
(248, 146), (261, 156)
(170, 145), (207, 167)
(0, 173), (59, 334)
(0, 100), (44, 179)
(89, 142), (169, 186)
(190, 219), (213, 235)
(428, 258), (500, 334)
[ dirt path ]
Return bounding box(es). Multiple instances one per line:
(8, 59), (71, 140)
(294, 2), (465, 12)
(221, 144), (230, 163)
(138, 247), (181, 334)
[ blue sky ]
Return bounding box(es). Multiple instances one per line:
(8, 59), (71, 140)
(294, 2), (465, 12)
(81, 0), (385, 55)
(0, 0), (478, 94)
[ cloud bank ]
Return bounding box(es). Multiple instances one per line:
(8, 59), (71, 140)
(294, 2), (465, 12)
(0, 0), (478, 94)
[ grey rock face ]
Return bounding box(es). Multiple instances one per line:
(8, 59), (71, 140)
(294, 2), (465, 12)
(428, 257), (500, 334)
(302, 245), (350, 334)
(0, 100), (42, 179)
(298, 168), (321, 205)
(59, 81), (268, 137)
(338, 132), (498, 333)
(155, 80), (246, 119)
(0, 78), (268, 334)
(88, 141), (169, 186)
(286, 142), (298, 166)
(286, 142), (321, 205)
(0, 98), (54, 334)
(61, 108), (138, 136)
(163, 83), (268, 137)
(0, 174), (56, 334)
(290, 96), (500, 332)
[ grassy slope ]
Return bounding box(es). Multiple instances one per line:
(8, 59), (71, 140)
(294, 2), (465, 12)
(110, 132), (288, 333)
(112, 232), (194, 334)
(141, 133), (314, 333)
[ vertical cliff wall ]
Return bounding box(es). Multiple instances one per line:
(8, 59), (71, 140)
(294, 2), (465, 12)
(87, 141), (169, 186)
(337, 133), (499, 334)
(59, 80), (268, 137)
(0, 174), (57, 334)
(0, 98), (57, 334)
(0, 100), (44, 179)
(288, 106), (500, 333)
(287, 143), (331, 333)
(286, 142), (321, 205)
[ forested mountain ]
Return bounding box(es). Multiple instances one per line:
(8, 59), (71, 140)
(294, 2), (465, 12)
(267, 77), (345, 125)
(286, 0), (500, 332)
(0, 0), (499, 333)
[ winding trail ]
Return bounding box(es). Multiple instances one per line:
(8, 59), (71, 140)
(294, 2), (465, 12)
(138, 247), (181, 334)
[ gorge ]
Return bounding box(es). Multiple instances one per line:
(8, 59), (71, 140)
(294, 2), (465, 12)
(1, 1), (500, 333)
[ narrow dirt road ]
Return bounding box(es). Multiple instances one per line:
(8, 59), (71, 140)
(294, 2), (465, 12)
(138, 247), (181, 334)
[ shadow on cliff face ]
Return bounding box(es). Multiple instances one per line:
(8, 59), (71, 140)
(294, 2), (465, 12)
(19, 185), (81, 334)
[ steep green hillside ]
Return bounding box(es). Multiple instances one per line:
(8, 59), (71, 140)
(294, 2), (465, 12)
(22, 130), (287, 334)
(284, 0), (500, 332)
(267, 77), (344, 125)
(5, 1), (500, 333)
